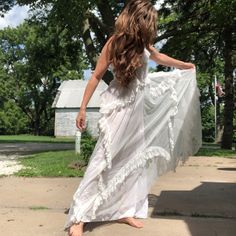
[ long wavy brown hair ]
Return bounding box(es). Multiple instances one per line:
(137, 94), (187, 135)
(108, 0), (158, 87)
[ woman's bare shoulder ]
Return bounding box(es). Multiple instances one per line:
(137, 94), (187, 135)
(105, 35), (115, 50)
(99, 35), (115, 59)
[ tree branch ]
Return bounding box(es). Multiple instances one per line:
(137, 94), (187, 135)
(96, 0), (115, 34)
(88, 13), (107, 48)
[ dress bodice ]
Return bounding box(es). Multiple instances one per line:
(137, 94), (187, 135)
(135, 48), (151, 82)
(109, 47), (151, 89)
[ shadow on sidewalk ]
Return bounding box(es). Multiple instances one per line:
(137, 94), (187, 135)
(150, 181), (236, 236)
(65, 181), (236, 236)
(78, 181), (236, 234)
(150, 181), (236, 218)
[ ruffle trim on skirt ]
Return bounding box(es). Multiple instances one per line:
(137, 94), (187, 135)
(97, 77), (146, 169)
(91, 146), (171, 219)
(92, 73), (180, 219)
(64, 69), (200, 232)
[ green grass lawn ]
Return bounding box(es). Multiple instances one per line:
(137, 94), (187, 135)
(10, 142), (235, 178)
(0, 135), (75, 143)
(195, 147), (236, 158)
(14, 150), (84, 177)
(202, 142), (220, 147)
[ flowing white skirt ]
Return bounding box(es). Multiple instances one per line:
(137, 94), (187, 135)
(64, 68), (202, 232)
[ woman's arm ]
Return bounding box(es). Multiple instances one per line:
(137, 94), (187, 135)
(148, 45), (195, 69)
(79, 41), (111, 110)
(76, 37), (112, 131)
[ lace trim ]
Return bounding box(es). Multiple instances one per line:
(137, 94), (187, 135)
(99, 79), (146, 115)
(97, 116), (112, 169)
(91, 75), (180, 219)
(98, 75), (178, 168)
(168, 82), (178, 155)
(145, 74), (179, 155)
(64, 70), (198, 230)
(98, 78), (146, 169)
(91, 146), (170, 219)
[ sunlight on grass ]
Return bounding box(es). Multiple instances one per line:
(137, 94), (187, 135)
(196, 147), (236, 158)
(14, 150), (84, 177)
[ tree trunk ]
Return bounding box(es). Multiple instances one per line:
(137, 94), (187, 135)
(81, 18), (98, 69)
(96, 0), (115, 34)
(34, 115), (40, 135)
(82, 17), (113, 85)
(221, 27), (234, 149)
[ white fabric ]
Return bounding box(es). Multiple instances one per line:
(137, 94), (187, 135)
(64, 48), (202, 232)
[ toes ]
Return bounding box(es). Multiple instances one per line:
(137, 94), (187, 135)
(117, 217), (144, 228)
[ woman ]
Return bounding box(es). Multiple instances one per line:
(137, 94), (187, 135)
(65, 1), (201, 235)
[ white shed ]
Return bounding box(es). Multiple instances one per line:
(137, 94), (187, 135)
(52, 79), (108, 138)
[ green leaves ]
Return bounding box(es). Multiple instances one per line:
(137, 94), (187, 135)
(0, 100), (30, 134)
(157, 0), (235, 146)
(0, 20), (86, 135)
(80, 130), (97, 164)
(0, 0), (15, 16)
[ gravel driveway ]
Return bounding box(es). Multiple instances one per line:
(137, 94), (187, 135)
(0, 142), (75, 175)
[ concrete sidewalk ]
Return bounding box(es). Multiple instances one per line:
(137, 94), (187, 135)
(0, 156), (235, 236)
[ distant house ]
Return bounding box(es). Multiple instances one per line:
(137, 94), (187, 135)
(52, 79), (108, 138)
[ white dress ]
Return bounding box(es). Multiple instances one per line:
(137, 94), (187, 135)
(64, 48), (202, 232)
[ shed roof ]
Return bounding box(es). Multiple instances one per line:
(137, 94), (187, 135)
(52, 79), (108, 108)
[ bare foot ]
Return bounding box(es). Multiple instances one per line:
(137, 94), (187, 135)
(117, 217), (144, 228)
(68, 221), (84, 236)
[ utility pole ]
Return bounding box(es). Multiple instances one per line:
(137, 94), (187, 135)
(214, 75), (217, 143)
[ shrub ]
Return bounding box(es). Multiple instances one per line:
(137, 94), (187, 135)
(80, 129), (97, 164)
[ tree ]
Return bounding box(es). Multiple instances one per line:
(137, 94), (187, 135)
(2, 0), (235, 147)
(156, 0), (235, 149)
(14, 0), (157, 85)
(0, 0), (15, 16)
(0, 100), (30, 134)
(0, 22), (86, 135)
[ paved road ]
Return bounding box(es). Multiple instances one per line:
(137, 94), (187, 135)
(0, 142), (74, 156)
